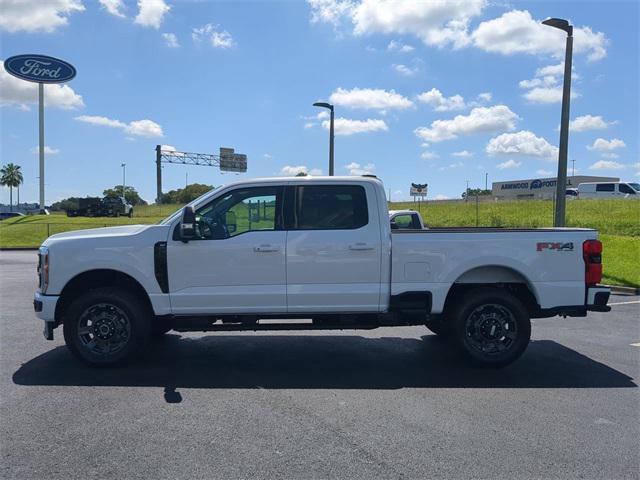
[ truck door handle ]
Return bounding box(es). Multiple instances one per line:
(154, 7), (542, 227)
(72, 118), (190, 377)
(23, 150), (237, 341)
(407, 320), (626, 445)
(349, 243), (374, 251)
(254, 244), (280, 253)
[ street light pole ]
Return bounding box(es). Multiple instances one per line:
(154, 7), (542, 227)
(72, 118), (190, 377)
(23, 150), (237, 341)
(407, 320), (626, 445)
(543, 17), (573, 227)
(485, 172), (488, 191)
(313, 102), (335, 175)
(121, 163), (126, 200)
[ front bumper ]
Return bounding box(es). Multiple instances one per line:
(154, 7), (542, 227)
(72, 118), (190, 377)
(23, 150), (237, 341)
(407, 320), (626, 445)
(34, 291), (59, 340)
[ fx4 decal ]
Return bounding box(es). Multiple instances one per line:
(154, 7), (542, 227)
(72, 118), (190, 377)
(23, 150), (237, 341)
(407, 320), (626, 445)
(537, 242), (574, 252)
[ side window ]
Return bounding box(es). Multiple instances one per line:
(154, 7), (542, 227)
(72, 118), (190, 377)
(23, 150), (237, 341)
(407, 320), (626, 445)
(596, 183), (615, 192)
(392, 214), (413, 229)
(619, 183), (635, 194)
(295, 185), (368, 230)
(195, 186), (281, 240)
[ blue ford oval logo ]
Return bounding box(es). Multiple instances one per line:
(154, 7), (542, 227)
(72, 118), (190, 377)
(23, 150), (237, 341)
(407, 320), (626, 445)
(3, 54), (76, 84)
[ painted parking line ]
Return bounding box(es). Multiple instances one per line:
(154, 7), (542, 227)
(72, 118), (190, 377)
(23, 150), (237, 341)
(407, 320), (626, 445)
(608, 300), (640, 306)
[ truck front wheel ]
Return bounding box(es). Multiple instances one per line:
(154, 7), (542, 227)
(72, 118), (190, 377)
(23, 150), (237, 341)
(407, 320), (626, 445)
(450, 288), (531, 368)
(62, 287), (151, 366)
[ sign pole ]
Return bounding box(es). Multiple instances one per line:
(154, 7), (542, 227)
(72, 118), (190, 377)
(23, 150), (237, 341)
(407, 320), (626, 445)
(38, 82), (45, 213)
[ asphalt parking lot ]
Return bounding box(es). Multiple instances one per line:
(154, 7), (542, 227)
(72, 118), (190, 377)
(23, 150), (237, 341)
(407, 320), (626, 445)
(1, 250), (638, 480)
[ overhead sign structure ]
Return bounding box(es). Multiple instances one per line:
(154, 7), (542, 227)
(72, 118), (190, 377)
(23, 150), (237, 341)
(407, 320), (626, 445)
(410, 183), (428, 198)
(3, 54), (77, 213)
(155, 145), (248, 203)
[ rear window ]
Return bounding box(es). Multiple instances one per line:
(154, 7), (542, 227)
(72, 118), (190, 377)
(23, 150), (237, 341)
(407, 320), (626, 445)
(295, 185), (368, 230)
(596, 184), (615, 192)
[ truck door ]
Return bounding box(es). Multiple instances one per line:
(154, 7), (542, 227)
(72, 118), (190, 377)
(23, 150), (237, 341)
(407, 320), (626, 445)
(167, 186), (287, 314)
(285, 183), (382, 313)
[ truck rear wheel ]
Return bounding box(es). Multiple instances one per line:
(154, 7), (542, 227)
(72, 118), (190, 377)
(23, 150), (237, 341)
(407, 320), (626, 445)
(450, 288), (530, 368)
(62, 287), (150, 366)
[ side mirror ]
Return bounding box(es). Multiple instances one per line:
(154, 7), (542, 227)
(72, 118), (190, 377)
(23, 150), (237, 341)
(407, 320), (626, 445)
(180, 206), (197, 242)
(390, 221), (399, 230)
(225, 210), (237, 234)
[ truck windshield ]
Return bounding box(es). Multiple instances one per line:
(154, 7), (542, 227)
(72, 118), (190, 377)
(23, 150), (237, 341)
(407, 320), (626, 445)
(628, 183), (640, 192)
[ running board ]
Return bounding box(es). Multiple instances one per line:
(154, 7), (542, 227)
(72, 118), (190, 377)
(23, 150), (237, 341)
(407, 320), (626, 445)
(172, 322), (382, 332)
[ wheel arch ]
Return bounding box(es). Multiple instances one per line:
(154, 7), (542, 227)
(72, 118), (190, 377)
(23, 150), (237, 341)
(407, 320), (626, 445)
(443, 265), (540, 317)
(55, 269), (153, 324)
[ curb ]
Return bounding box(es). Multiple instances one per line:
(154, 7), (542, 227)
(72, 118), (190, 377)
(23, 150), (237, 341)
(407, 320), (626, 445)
(604, 284), (640, 295)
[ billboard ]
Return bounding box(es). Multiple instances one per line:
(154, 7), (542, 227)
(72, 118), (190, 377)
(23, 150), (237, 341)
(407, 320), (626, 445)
(410, 183), (428, 197)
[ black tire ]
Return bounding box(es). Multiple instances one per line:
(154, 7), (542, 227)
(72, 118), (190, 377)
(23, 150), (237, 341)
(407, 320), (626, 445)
(63, 287), (151, 366)
(450, 288), (531, 368)
(150, 318), (173, 338)
(425, 316), (451, 337)
(128, 209), (133, 218)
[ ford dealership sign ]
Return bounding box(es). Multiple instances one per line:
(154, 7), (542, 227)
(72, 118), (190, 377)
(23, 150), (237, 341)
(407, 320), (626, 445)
(3, 54), (76, 84)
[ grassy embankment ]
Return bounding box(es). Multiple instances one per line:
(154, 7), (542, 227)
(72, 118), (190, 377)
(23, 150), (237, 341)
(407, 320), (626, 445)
(0, 199), (638, 286)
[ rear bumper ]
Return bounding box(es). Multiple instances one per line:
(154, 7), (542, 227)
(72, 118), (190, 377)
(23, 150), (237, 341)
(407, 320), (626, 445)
(535, 285), (611, 318)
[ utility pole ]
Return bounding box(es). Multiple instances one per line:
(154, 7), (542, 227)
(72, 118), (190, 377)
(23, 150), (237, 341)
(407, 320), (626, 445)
(185, 172), (188, 189)
(571, 159), (576, 178)
(543, 17), (573, 227)
(121, 163), (126, 199)
(313, 102), (335, 175)
(485, 172), (488, 191)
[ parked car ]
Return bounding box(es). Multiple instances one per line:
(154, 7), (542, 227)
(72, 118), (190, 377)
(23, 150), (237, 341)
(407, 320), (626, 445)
(566, 188), (579, 199)
(0, 212), (25, 221)
(34, 176), (610, 368)
(577, 181), (640, 199)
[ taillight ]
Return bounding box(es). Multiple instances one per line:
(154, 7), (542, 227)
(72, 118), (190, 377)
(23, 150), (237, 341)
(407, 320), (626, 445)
(583, 239), (602, 285)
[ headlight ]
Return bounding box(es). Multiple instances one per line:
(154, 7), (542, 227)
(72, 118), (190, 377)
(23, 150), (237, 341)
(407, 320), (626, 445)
(39, 246), (49, 293)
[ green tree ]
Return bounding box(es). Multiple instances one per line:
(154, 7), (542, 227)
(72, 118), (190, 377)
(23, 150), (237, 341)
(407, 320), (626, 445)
(0, 163), (24, 212)
(462, 188), (492, 199)
(103, 185), (147, 206)
(160, 183), (214, 204)
(295, 171), (308, 177)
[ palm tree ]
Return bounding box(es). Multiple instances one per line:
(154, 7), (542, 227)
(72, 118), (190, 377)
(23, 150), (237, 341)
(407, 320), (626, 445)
(0, 163), (24, 212)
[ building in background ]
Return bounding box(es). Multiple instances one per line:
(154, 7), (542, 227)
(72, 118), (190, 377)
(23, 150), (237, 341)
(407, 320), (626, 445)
(492, 175), (620, 200)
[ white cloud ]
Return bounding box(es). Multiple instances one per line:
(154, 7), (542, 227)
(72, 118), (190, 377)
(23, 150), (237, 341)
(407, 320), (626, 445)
(134, 0), (170, 29)
(471, 10), (608, 62)
(280, 165), (322, 176)
(303, 122), (315, 129)
(416, 88), (466, 111)
(569, 115), (611, 132)
(421, 151), (438, 160)
(192, 24), (236, 48)
(0, 0), (84, 33)
(477, 92), (492, 102)
(75, 115), (164, 138)
(308, 0), (356, 26)
(523, 86), (580, 104)
(392, 64), (418, 76)
(322, 117), (388, 135)
(536, 63), (564, 77)
(452, 150), (473, 157)
(536, 169), (553, 176)
(438, 162), (464, 171)
(0, 64), (84, 110)
(519, 76), (557, 89)
(387, 40), (414, 52)
(329, 87), (413, 110)
(263, 153), (273, 159)
(587, 138), (626, 151)
(162, 32), (180, 48)
(414, 105), (519, 143)
(31, 146), (60, 155)
(99, 0), (125, 18)
(434, 194), (450, 200)
(316, 110), (330, 119)
(496, 159), (521, 169)
(486, 130), (558, 160)
(589, 160), (626, 171)
(344, 162), (375, 175)
(601, 152), (619, 159)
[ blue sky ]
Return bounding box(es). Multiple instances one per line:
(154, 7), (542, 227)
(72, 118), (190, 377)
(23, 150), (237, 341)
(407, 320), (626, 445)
(1, 0), (638, 204)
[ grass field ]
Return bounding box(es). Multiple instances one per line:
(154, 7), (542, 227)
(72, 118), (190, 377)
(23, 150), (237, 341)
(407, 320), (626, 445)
(1, 198), (638, 286)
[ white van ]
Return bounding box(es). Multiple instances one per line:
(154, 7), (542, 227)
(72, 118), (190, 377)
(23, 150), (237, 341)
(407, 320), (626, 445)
(577, 181), (640, 199)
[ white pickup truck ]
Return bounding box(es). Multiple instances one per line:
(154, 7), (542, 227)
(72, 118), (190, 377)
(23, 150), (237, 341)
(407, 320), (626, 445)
(34, 176), (610, 367)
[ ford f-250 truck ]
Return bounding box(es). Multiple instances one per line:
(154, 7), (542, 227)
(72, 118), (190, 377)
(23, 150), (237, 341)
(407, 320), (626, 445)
(34, 176), (610, 367)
